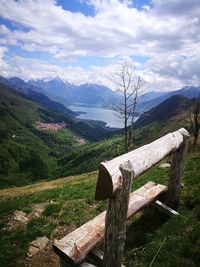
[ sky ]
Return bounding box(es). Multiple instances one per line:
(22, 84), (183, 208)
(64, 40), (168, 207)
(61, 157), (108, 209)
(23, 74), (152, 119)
(0, 0), (200, 91)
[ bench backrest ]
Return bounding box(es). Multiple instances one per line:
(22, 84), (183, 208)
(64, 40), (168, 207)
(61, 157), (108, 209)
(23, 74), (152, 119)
(95, 128), (189, 200)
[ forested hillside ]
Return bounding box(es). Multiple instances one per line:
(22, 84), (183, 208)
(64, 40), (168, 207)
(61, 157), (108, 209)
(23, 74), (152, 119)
(0, 80), (195, 189)
(0, 84), (109, 188)
(135, 95), (190, 127)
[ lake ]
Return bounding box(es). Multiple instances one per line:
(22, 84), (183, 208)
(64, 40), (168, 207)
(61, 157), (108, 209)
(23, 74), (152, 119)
(69, 105), (126, 128)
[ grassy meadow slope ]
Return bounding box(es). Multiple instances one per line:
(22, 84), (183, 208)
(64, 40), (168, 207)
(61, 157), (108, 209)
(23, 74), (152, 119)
(0, 149), (199, 267)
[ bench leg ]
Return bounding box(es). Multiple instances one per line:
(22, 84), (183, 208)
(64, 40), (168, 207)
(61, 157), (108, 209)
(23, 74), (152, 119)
(60, 257), (72, 267)
(103, 161), (134, 267)
(166, 129), (189, 210)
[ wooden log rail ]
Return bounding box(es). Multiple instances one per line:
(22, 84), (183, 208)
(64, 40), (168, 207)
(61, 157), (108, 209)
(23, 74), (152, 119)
(53, 128), (189, 267)
(95, 128), (189, 200)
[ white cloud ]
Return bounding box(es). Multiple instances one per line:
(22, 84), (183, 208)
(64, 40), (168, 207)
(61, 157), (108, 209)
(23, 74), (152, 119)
(152, 0), (200, 17)
(0, 49), (199, 92)
(0, 0), (199, 58)
(0, 0), (199, 91)
(0, 46), (10, 76)
(0, 52), (108, 85)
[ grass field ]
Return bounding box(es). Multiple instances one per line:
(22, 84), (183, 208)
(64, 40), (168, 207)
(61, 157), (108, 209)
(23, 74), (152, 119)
(0, 150), (199, 267)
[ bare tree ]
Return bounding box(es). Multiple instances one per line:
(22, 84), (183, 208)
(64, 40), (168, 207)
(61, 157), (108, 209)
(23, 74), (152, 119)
(107, 61), (144, 152)
(189, 90), (200, 152)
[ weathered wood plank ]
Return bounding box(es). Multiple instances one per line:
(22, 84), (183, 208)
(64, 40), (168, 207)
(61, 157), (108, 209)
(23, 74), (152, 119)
(53, 211), (106, 265)
(103, 161), (133, 267)
(151, 200), (179, 216)
(95, 128), (189, 200)
(53, 181), (166, 264)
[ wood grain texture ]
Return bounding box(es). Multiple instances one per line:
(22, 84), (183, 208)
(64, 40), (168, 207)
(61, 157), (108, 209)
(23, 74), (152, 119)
(53, 181), (166, 264)
(166, 128), (189, 210)
(103, 161), (134, 267)
(95, 128), (189, 200)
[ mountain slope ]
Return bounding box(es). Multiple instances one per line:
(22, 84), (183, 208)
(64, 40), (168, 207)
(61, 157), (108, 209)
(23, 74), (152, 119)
(136, 95), (190, 127)
(6, 75), (200, 115)
(138, 86), (200, 112)
(0, 76), (75, 116)
(28, 77), (73, 106)
(28, 78), (122, 106)
(0, 83), (59, 187)
(0, 83), (110, 188)
(71, 83), (121, 105)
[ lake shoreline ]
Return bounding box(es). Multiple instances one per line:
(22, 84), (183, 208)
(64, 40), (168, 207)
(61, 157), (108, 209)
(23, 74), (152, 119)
(69, 105), (125, 128)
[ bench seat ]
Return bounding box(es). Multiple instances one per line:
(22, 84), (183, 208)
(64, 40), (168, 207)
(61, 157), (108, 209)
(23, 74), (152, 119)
(53, 181), (166, 265)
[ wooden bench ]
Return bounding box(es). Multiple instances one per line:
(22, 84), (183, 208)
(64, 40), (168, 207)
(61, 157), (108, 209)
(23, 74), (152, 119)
(53, 128), (189, 267)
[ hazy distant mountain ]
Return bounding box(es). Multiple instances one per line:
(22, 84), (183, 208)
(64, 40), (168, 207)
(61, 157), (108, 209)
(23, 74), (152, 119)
(28, 78), (122, 106)
(2, 75), (200, 113)
(28, 77), (200, 111)
(136, 94), (190, 127)
(138, 86), (200, 112)
(140, 91), (167, 101)
(28, 77), (73, 106)
(71, 83), (121, 105)
(0, 76), (75, 116)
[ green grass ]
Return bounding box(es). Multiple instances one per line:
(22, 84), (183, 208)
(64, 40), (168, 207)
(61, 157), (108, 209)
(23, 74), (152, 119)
(124, 152), (200, 267)
(0, 151), (199, 267)
(58, 134), (125, 176)
(0, 172), (100, 267)
(43, 203), (63, 217)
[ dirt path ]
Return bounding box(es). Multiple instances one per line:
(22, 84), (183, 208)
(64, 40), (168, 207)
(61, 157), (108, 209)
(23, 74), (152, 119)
(0, 171), (97, 199)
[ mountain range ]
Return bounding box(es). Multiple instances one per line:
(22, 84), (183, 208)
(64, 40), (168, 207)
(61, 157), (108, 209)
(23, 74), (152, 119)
(138, 85), (200, 112)
(28, 77), (121, 106)
(1, 75), (200, 115)
(28, 77), (200, 112)
(0, 76), (76, 116)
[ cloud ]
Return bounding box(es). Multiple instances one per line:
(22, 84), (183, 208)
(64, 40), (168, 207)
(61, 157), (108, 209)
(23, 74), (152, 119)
(0, 48), (198, 93)
(152, 0), (200, 17)
(145, 53), (200, 86)
(0, 0), (199, 91)
(0, 0), (199, 58)
(0, 52), (109, 85)
(0, 46), (10, 76)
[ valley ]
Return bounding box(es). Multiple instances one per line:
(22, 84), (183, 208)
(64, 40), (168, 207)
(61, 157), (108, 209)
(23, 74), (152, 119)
(0, 81), (112, 188)
(0, 75), (199, 267)
(0, 76), (199, 189)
